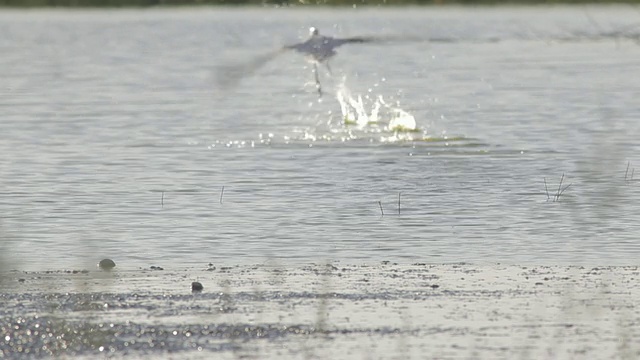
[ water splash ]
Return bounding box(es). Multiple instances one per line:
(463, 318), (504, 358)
(379, 96), (417, 133)
(232, 78), (471, 147)
(335, 79), (419, 137)
(336, 85), (381, 128)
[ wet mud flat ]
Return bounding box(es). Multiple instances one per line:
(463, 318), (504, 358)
(2, 263), (640, 359)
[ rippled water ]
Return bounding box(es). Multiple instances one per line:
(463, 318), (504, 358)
(1, 6), (640, 270)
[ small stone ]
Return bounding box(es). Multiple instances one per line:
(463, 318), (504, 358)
(191, 282), (203, 292)
(18, 278), (25, 283)
(98, 259), (116, 271)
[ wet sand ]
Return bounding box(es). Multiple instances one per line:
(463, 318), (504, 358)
(2, 263), (640, 359)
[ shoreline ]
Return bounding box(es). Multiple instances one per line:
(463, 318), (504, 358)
(2, 263), (639, 358)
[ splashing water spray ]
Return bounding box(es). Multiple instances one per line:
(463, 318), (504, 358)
(335, 77), (419, 137)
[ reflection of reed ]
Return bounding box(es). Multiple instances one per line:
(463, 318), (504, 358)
(624, 161), (635, 183)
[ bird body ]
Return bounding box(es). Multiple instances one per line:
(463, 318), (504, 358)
(284, 27), (371, 65)
(284, 27), (374, 96)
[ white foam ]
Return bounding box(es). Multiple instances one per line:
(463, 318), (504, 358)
(335, 79), (417, 132)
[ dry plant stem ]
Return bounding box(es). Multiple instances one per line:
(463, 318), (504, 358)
(555, 173), (565, 202)
(625, 161), (630, 181)
(220, 186), (225, 204)
(544, 178), (550, 201)
(558, 183), (572, 200)
(378, 201), (384, 217)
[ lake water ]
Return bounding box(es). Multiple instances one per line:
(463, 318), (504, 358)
(1, 6), (639, 271)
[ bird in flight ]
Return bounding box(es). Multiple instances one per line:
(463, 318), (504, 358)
(283, 27), (378, 97)
(217, 27), (406, 98)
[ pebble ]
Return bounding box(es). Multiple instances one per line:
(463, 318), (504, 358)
(191, 282), (203, 292)
(98, 259), (116, 271)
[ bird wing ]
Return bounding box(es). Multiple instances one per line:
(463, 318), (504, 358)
(282, 36), (377, 53)
(332, 34), (428, 48)
(215, 47), (288, 90)
(215, 33), (428, 91)
(329, 36), (377, 47)
(282, 41), (307, 52)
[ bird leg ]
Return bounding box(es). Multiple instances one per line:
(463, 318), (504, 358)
(313, 62), (323, 97)
(325, 61), (333, 76)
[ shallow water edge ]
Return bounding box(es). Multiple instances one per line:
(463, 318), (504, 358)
(2, 263), (639, 359)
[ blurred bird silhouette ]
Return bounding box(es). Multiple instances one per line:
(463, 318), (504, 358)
(217, 27), (414, 98)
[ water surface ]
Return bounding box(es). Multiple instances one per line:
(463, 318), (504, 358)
(1, 6), (640, 270)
